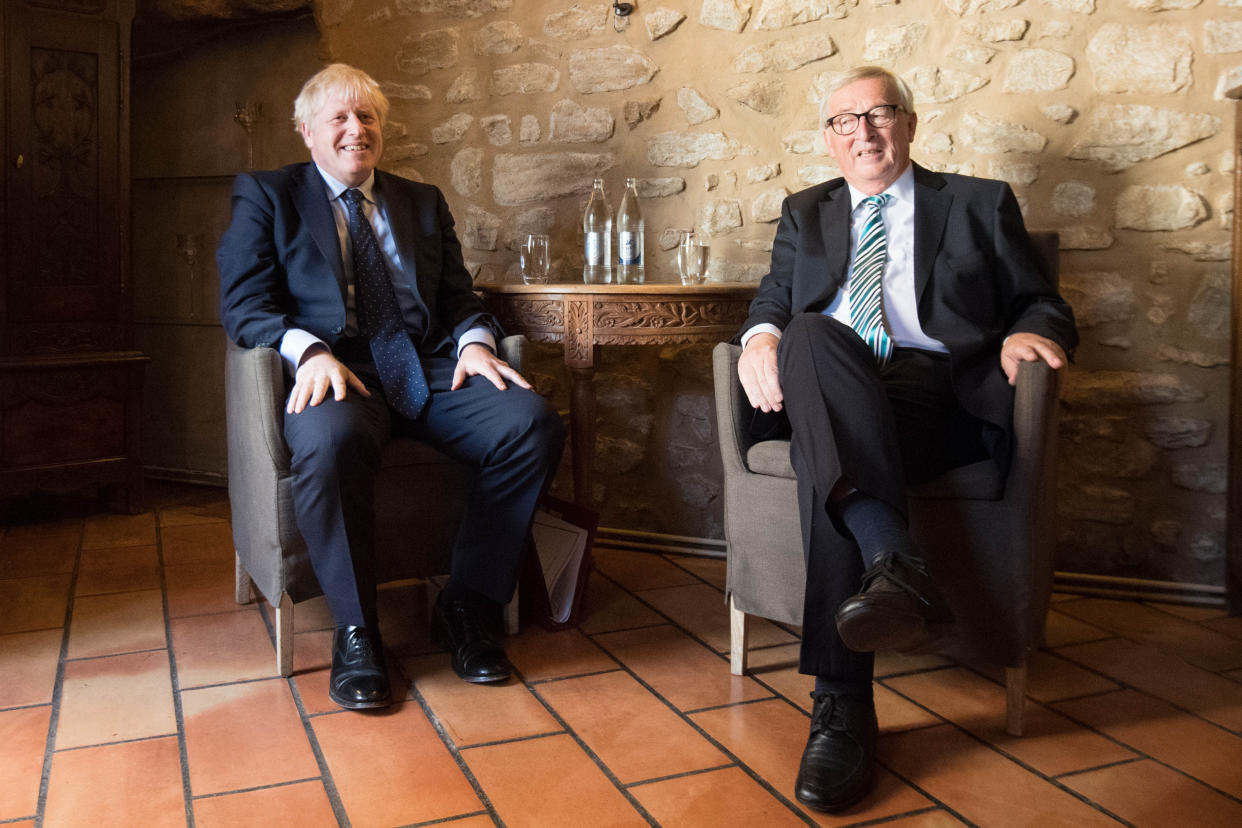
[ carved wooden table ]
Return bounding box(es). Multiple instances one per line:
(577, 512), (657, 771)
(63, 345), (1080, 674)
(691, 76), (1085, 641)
(478, 282), (756, 506)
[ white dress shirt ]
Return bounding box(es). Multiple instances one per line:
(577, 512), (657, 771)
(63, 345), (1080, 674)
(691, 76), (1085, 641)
(741, 164), (947, 355)
(279, 165), (494, 374)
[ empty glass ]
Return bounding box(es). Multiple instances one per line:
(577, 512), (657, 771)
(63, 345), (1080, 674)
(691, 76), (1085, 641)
(677, 230), (710, 285)
(521, 233), (551, 284)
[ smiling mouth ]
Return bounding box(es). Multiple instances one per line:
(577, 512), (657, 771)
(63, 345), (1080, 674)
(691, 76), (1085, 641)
(340, 144), (370, 153)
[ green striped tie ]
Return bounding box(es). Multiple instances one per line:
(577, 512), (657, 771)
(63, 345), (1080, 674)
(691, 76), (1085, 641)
(848, 194), (894, 366)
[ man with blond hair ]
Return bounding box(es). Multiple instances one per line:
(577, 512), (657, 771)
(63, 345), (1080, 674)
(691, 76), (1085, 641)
(219, 64), (563, 710)
(735, 66), (1076, 811)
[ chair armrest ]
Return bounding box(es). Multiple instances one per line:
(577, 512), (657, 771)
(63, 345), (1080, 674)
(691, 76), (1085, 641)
(225, 340), (292, 476)
(713, 342), (752, 476)
(498, 334), (525, 374)
(1010, 359), (1061, 495)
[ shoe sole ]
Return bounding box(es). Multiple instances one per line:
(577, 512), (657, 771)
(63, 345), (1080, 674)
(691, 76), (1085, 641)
(431, 614), (512, 684)
(835, 604), (929, 653)
(795, 765), (876, 813)
(328, 690), (392, 710)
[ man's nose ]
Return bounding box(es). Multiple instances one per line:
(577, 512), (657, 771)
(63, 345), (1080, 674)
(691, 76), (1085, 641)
(854, 116), (875, 140)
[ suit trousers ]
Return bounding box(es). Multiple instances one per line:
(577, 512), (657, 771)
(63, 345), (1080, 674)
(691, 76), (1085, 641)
(776, 313), (988, 680)
(283, 345), (564, 629)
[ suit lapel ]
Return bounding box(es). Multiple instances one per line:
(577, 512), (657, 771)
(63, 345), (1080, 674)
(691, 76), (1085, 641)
(817, 181), (853, 298)
(375, 171), (419, 285)
(293, 164), (346, 292)
(912, 163), (951, 307)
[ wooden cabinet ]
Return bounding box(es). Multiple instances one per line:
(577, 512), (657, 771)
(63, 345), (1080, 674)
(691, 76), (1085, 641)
(1, 0), (147, 510)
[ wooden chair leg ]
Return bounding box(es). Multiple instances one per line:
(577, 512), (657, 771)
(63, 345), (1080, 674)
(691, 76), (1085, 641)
(276, 593), (294, 678)
(1005, 662), (1028, 737)
(234, 552), (253, 605)
(729, 593), (750, 676)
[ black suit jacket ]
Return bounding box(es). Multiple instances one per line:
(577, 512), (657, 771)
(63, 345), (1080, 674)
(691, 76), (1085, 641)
(217, 162), (500, 356)
(743, 163), (1077, 443)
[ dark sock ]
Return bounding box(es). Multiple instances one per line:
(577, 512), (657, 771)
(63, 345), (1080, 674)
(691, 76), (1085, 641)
(836, 492), (915, 568)
(813, 675), (873, 702)
(442, 579), (491, 607)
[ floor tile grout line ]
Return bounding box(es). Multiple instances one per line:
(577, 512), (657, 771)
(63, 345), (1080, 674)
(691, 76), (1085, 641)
(1051, 755), (1148, 781)
(155, 510), (200, 828)
(621, 761), (738, 789)
(1048, 642), (1242, 738)
(252, 600), (353, 828)
(519, 682), (664, 828)
(62, 645), (169, 663)
(524, 666), (625, 686)
(827, 806), (962, 828)
(453, 729), (568, 752)
(1052, 607), (1242, 674)
(400, 668), (509, 828)
(1047, 697), (1242, 808)
(592, 568), (794, 669)
(189, 775), (324, 801)
(582, 630), (817, 826)
(403, 809), (493, 828)
(875, 677), (1140, 825)
(31, 517), (85, 828)
(51, 731), (180, 754)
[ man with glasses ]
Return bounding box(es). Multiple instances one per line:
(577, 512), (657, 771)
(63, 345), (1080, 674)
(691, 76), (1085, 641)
(735, 66), (1076, 812)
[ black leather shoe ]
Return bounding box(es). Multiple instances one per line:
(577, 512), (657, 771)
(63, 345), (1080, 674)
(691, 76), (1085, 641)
(834, 555), (953, 653)
(329, 625), (391, 710)
(795, 692), (878, 813)
(431, 593), (512, 684)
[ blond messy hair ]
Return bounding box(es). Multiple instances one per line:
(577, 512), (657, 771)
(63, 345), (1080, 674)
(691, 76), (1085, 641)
(292, 63), (390, 132)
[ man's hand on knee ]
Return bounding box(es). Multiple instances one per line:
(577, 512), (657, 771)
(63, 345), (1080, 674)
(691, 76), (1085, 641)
(738, 332), (784, 413)
(451, 342), (533, 392)
(1000, 333), (1067, 387)
(288, 347), (370, 414)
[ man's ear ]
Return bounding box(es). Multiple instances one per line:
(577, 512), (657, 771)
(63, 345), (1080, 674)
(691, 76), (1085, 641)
(905, 111), (918, 143)
(821, 128), (838, 161)
(299, 122), (313, 149)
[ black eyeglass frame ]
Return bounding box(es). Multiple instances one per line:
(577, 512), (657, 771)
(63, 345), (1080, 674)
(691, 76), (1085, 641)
(823, 104), (905, 136)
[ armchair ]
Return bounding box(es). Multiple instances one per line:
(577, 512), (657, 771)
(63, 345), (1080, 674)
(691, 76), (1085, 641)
(226, 335), (526, 676)
(714, 232), (1062, 736)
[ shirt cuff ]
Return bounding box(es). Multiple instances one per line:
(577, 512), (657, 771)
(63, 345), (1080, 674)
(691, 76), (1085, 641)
(279, 328), (328, 376)
(457, 327), (496, 357)
(740, 323), (783, 350)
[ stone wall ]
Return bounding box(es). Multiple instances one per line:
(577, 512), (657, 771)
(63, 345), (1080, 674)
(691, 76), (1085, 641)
(159, 0), (1238, 583)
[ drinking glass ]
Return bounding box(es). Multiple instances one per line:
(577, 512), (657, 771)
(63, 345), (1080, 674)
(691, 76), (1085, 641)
(521, 233), (551, 284)
(677, 231), (710, 285)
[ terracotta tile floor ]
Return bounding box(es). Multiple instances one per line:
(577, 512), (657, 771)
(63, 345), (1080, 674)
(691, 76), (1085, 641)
(4, 483), (1242, 827)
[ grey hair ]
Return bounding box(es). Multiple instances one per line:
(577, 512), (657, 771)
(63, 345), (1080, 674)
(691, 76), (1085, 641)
(293, 64), (390, 132)
(818, 66), (915, 128)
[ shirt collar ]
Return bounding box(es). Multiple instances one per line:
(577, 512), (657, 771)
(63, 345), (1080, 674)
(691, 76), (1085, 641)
(845, 164), (914, 213)
(314, 164), (376, 204)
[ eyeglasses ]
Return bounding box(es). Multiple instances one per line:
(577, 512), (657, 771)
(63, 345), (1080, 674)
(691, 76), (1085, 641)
(824, 104), (904, 136)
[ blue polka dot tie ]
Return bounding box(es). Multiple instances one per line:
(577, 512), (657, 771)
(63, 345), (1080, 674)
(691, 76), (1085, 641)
(848, 194), (894, 366)
(341, 188), (429, 419)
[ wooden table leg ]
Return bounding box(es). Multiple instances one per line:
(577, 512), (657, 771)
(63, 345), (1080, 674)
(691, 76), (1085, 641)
(568, 364), (596, 507)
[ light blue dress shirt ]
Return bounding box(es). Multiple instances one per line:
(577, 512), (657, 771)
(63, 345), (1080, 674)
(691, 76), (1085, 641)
(279, 165), (495, 374)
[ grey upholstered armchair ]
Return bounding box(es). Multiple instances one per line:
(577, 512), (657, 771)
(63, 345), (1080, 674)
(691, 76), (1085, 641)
(226, 335), (526, 676)
(714, 231), (1063, 736)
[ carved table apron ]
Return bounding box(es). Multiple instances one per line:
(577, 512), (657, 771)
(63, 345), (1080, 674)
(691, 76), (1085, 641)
(477, 283), (755, 506)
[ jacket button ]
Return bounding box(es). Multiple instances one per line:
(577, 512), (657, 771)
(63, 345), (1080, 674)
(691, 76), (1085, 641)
(331, 326), (343, 334)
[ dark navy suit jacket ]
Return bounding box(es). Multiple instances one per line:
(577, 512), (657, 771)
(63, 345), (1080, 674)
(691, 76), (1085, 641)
(217, 162), (500, 356)
(743, 162), (1078, 446)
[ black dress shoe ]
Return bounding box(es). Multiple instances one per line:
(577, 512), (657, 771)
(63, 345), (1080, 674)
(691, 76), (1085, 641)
(431, 593), (512, 684)
(329, 625), (391, 710)
(834, 555), (953, 653)
(795, 692), (878, 813)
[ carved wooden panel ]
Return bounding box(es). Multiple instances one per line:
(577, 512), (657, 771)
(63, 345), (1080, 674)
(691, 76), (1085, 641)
(594, 299), (751, 331)
(31, 47), (100, 288)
